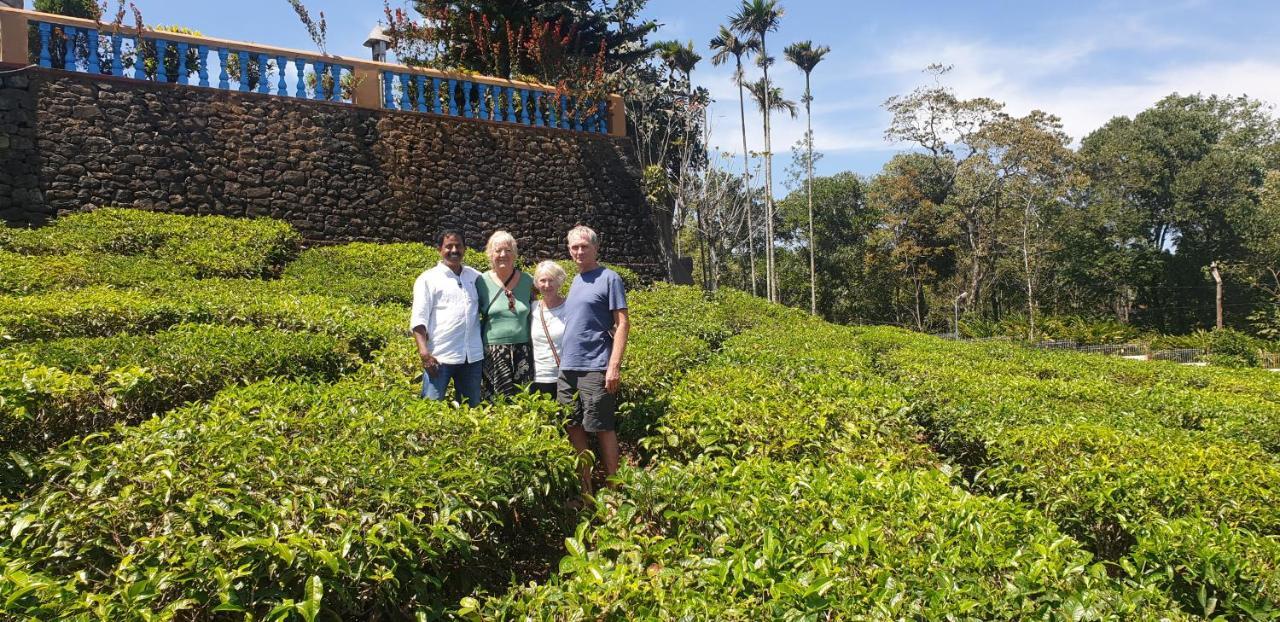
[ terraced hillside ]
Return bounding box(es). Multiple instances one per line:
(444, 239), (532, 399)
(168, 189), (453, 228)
(2, 210), (1277, 620)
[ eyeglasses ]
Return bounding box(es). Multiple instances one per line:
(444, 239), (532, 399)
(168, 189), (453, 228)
(504, 290), (516, 313)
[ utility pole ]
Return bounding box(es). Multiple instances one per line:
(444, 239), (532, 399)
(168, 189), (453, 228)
(1211, 261), (1224, 330)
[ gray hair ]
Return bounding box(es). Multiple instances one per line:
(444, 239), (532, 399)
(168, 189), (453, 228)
(485, 230), (518, 258)
(566, 225), (598, 247)
(534, 260), (568, 289)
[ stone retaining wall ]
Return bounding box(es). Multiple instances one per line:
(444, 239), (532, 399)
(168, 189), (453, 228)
(0, 66), (664, 277)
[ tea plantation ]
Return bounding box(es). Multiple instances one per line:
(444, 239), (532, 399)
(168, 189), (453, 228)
(2, 210), (1277, 620)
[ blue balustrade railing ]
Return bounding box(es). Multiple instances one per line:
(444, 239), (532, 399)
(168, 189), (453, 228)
(21, 15), (614, 135)
(379, 69), (610, 135)
(29, 18), (355, 104)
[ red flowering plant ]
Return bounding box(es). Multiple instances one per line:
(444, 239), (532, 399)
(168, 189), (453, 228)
(381, 0), (649, 128)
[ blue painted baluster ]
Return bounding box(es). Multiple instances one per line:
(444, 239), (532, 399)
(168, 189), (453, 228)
(313, 61), (326, 100)
(86, 29), (100, 74)
(597, 101), (608, 133)
(155, 39), (168, 82)
(134, 37), (148, 80)
(571, 98), (583, 131)
(294, 58), (306, 98)
(37, 23), (52, 68)
(330, 65), (342, 102)
(217, 48), (229, 89)
(506, 87), (517, 123)
(398, 73), (410, 110)
(197, 45), (209, 86)
(520, 90), (531, 125)
(447, 79), (457, 115)
(478, 84), (490, 119)
(431, 78), (442, 114)
(275, 56), (287, 95)
(257, 53), (268, 94)
(414, 76), (426, 112)
(237, 51), (250, 92)
(382, 71), (394, 108)
(176, 42), (188, 84)
(562, 96), (572, 129)
(532, 91), (543, 127)
(545, 93), (556, 127)
(110, 33), (123, 75)
(462, 81), (473, 118)
(63, 26), (78, 71)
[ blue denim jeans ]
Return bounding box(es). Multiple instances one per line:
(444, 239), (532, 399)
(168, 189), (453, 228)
(420, 359), (483, 407)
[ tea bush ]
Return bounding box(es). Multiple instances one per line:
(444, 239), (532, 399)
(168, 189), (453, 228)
(480, 457), (1187, 620)
(0, 380), (581, 620)
(0, 283), (403, 356)
(1, 325), (361, 475)
(0, 209), (300, 278)
(0, 250), (194, 295)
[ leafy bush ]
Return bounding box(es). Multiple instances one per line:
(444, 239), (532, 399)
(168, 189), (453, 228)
(0, 381), (581, 620)
(283, 242), (435, 305)
(1127, 518), (1280, 619)
(480, 457), (1186, 620)
(0, 282), (403, 356)
(1, 324), (361, 482)
(0, 251), (193, 295)
(0, 208), (300, 278)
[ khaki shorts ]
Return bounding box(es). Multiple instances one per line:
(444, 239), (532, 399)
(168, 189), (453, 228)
(557, 370), (616, 433)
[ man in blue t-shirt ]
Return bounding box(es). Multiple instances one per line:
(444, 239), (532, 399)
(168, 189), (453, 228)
(558, 225), (630, 495)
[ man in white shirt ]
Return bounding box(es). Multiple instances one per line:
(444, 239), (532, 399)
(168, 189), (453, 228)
(410, 230), (485, 406)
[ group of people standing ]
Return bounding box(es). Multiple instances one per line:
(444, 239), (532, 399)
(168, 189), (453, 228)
(409, 225), (630, 494)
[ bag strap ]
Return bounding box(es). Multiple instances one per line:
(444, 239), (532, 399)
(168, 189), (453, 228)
(539, 303), (561, 367)
(485, 270), (519, 314)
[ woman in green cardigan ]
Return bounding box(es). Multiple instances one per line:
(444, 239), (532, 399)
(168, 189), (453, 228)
(475, 230), (534, 400)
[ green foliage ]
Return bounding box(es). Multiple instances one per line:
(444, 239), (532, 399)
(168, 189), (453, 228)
(0, 381), (580, 620)
(1, 325), (361, 487)
(0, 282), (403, 356)
(283, 242), (437, 305)
(482, 457), (1187, 619)
(0, 209), (300, 278)
(1128, 518), (1280, 619)
(853, 326), (1280, 613)
(0, 251), (193, 295)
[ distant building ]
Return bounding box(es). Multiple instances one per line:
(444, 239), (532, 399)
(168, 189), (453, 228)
(0, 1), (24, 9)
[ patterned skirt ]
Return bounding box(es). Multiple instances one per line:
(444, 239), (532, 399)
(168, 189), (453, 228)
(481, 342), (534, 401)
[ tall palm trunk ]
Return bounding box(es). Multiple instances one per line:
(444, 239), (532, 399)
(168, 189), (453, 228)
(760, 37), (776, 303)
(736, 57), (758, 297)
(803, 72), (816, 315)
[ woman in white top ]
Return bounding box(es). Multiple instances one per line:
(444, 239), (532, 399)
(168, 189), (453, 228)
(529, 260), (568, 397)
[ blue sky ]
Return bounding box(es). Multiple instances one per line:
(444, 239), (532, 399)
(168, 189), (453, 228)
(128, 0), (1280, 182)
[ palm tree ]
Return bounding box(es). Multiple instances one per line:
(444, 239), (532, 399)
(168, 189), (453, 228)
(730, 0), (784, 303)
(710, 26), (761, 297)
(655, 40), (705, 284)
(785, 40), (830, 316)
(747, 78), (797, 119)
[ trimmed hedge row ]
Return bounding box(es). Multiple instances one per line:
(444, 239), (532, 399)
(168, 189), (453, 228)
(0, 251), (194, 295)
(480, 457), (1188, 620)
(852, 327), (1280, 617)
(0, 380), (581, 620)
(0, 282), (404, 356)
(1, 325), (362, 487)
(282, 242), (644, 306)
(1, 209), (300, 279)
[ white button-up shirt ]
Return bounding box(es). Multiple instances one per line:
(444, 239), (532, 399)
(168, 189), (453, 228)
(409, 262), (484, 365)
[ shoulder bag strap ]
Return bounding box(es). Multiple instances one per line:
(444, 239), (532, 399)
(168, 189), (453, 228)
(539, 303), (561, 367)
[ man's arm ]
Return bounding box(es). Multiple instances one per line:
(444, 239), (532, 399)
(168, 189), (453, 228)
(412, 326), (439, 377)
(410, 274), (439, 376)
(604, 308), (629, 394)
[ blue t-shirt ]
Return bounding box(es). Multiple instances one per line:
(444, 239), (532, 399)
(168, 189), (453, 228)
(560, 267), (628, 371)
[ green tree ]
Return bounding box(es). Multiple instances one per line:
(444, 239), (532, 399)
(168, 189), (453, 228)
(784, 40), (829, 315)
(730, 0), (784, 302)
(1080, 94), (1279, 331)
(709, 25), (760, 296)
